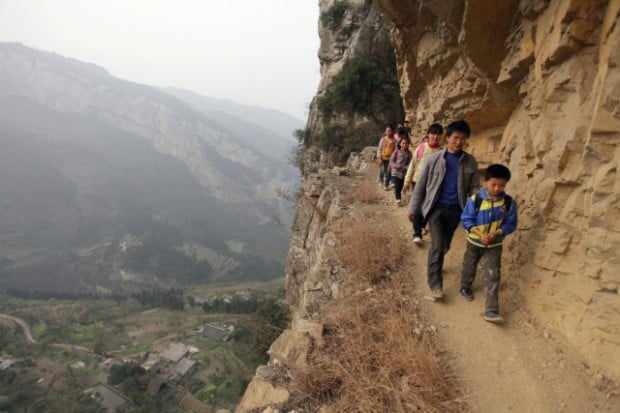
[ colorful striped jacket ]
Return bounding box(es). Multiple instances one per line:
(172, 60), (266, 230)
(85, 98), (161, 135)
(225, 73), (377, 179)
(461, 188), (518, 248)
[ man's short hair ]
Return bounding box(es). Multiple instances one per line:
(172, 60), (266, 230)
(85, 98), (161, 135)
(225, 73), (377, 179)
(485, 164), (511, 181)
(446, 120), (471, 137)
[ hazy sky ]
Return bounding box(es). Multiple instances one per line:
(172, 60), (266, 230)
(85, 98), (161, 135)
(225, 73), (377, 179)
(0, 0), (321, 120)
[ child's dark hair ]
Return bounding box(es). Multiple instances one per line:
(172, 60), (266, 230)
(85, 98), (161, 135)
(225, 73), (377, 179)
(396, 135), (410, 149)
(427, 123), (443, 135)
(485, 164), (511, 181)
(446, 120), (471, 137)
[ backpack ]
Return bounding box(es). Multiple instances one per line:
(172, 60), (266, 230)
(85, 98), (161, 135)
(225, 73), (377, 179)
(415, 143), (426, 163)
(391, 147), (412, 166)
(474, 193), (513, 214)
(381, 137), (395, 160)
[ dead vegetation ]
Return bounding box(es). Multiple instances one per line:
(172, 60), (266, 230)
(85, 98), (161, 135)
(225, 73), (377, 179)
(350, 182), (381, 204)
(338, 218), (407, 283)
(281, 213), (465, 412)
(288, 278), (465, 412)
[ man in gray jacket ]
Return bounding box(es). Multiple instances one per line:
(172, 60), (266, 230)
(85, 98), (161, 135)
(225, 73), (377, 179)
(407, 120), (480, 299)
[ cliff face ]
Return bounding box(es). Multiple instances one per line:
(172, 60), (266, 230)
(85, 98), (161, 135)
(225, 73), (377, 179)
(301, 0), (403, 172)
(374, 0), (619, 380)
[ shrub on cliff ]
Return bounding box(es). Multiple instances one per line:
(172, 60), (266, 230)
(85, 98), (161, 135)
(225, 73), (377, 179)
(310, 47), (403, 163)
(320, 1), (349, 30)
(317, 55), (384, 118)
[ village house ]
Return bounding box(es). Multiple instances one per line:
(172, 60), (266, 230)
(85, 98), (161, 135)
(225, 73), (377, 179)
(170, 357), (197, 382)
(196, 322), (234, 341)
(85, 383), (130, 412)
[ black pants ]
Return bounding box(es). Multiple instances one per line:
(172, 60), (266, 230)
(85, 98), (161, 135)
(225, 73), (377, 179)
(379, 160), (390, 187)
(426, 205), (462, 290)
(393, 177), (404, 201)
(461, 243), (502, 312)
(410, 183), (425, 237)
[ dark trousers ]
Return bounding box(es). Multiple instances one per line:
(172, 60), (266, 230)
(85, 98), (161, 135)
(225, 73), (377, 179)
(379, 160), (390, 187)
(410, 183), (425, 237)
(393, 176), (404, 201)
(461, 242), (502, 312)
(426, 205), (462, 290)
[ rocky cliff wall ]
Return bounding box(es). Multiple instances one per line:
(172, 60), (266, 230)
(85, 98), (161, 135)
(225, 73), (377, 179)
(374, 0), (620, 380)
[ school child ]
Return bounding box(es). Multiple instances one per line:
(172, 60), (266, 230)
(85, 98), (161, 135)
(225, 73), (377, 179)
(377, 126), (396, 190)
(389, 136), (412, 205)
(403, 123), (443, 245)
(459, 164), (518, 323)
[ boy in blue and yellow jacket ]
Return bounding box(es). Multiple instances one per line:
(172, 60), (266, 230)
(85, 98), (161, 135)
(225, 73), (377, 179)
(459, 164), (517, 323)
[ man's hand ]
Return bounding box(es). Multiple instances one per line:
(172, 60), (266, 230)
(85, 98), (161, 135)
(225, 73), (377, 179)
(407, 212), (414, 222)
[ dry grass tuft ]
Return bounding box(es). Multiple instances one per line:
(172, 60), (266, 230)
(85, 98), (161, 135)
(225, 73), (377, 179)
(353, 182), (381, 204)
(288, 278), (465, 412)
(338, 218), (407, 283)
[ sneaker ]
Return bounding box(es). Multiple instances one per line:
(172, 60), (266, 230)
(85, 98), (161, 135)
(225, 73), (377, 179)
(396, 199), (402, 205)
(384, 186), (390, 191)
(459, 287), (473, 301)
(484, 311), (504, 323)
(389, 183), (395, 188)
(413, 236), (423, 246)
(422, 228), (429, 235)
(431, 288), (444, 299)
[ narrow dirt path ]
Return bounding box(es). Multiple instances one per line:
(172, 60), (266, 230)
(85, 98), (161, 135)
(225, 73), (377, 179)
(365, 166), (619, 413)
(0, 313), (37, 343)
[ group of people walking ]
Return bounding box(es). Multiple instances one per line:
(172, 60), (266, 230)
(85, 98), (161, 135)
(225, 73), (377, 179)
(376, 120), (518, 323)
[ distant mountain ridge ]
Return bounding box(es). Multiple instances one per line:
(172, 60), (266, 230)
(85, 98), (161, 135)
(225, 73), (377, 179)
(164, 87), (302, 146)
(0, 42), (299, 295)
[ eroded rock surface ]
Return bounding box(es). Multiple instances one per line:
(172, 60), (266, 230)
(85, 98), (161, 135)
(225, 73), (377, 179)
(375, 0), (620, 380)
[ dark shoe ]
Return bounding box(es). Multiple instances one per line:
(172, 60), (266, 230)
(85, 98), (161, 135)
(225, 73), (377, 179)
(459, 287), (473, 301)
(484, 311), (504, 323)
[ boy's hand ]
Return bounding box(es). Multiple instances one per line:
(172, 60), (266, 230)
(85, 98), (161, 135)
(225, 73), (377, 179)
(480, 230), (501, 244)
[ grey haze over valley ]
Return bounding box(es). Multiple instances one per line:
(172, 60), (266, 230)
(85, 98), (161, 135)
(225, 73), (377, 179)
(0, 42), (302, 295)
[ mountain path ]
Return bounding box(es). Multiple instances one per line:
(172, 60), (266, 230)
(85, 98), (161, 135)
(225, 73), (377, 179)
(0, 313), (37, 344)
(362, 167), (619, 413)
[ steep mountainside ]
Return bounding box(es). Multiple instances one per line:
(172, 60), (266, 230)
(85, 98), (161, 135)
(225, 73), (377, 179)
(0, 43), (295, 295)
(374, 0), (620, 381)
